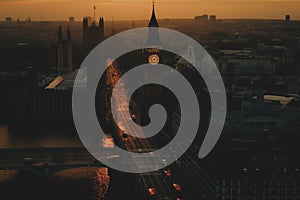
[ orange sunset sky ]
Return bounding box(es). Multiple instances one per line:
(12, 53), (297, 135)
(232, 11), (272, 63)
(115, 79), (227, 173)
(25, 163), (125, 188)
(0, 0), (300, 21)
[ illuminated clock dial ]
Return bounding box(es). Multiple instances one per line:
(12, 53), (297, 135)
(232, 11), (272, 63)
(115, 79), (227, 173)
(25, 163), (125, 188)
(148, 54), (160, 65)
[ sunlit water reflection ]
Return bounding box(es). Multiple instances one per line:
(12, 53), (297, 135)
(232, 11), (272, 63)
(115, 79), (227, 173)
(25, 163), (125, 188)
(0, 124), (82, 148)
(93, 168), (110, 200)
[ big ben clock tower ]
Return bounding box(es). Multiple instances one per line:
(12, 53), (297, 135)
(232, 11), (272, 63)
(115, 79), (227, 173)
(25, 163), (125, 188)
(137, 1), (178, 132)
(143, 0), (161, 65)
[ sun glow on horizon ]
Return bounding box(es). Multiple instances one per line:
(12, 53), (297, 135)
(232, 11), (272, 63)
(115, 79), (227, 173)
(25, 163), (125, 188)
(1, 0), (300, 21)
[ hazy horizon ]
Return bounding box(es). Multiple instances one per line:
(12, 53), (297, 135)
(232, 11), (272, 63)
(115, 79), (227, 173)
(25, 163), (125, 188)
(1, 17), (299, 22)
(1, 0), (300, 21)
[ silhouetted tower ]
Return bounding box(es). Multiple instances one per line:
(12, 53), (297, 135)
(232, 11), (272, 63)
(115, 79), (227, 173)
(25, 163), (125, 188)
(148, 0), (159, 28)
(57, 25), (63, 74)
(67, 28), (73, 73)
(82, 6), (105, 54)
(111, 17), (116, 36)
(99, 17), (105, 40)
(286, 15), (291, 23)
(138, 1), (169, 124)
(143, 0), (161, 62)
(57, 25), (73, 74)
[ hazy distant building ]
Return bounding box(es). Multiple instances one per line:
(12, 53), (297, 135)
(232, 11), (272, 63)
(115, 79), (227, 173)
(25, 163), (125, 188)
(195, 14), (208, 23)
(5, 17), (12, 23)
(286, 15), (291, 22)
(69, 17), (75, 23)
(82, 17), (105, 54)
(111, 18), (116, 36)
(229, 58), (275, 76)
(210, 15), (217, 22)
(132, 21), (136, 28)
(57, 25), (73, 74)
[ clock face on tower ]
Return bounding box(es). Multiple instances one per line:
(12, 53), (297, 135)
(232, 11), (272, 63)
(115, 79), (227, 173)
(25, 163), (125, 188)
(148, 54), (160, 65)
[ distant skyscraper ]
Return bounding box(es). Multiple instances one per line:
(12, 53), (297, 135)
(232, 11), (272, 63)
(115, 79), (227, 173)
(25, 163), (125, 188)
(286, 15), (291, 22)
(5, 17), (12, 23)
(82, 17), (105, 54)
(210, 15), (217, 22)
(57, 25), (73, 74)
(69, 17), (75, 23)
(111, 18), (116, 36)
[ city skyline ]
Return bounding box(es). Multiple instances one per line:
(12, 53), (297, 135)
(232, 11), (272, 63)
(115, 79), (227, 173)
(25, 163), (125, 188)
(1, 0), (300, 21)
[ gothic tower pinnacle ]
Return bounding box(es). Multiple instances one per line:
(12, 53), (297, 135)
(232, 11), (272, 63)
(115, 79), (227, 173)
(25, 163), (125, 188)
(148, 0), (159, 27)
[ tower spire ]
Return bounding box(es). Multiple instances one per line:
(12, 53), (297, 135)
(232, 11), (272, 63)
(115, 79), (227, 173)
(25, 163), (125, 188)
(67, 27), (71, 41)
(145, 0), (161, 47)
(111, 17), (115, 36)
(148, 0), (159, 27)
(58, 24), (62, 41)
(93, 5), (96, 24)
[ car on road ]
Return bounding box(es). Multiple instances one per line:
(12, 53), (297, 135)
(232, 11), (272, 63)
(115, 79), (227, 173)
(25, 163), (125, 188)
(173, 183), (182, 192)
(163, 169), (172, 178)
(148, 187), (156, 196)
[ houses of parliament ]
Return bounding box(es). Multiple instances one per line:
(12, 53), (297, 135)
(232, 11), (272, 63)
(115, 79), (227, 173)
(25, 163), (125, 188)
(0, 4), (158, 122)
(82, 16), (105, 54)
(57, 14), (105, 75)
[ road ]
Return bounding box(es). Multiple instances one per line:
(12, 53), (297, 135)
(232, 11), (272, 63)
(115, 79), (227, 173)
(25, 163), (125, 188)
(105, 62), (211, 200)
